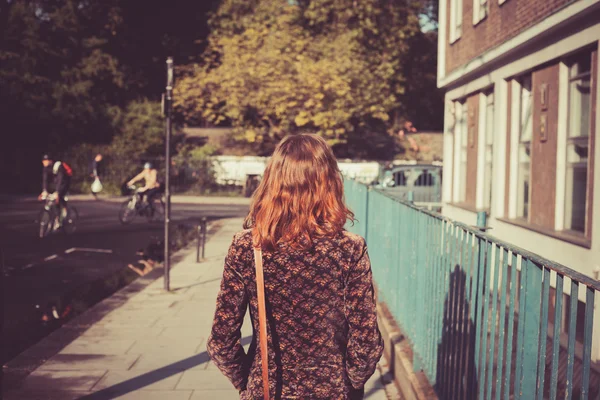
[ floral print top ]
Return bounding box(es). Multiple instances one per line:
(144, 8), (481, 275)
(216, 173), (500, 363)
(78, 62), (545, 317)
(207, 229), (384, 399)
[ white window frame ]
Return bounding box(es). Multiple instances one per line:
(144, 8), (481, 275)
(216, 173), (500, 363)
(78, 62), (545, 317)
(480, 91), (494, 210)
(473, 0), (488, 25)
(453, 101), (468, 202)
(564, 50), (593, 234)
(516, 75), (533, 220)
(449, 0), (463, 43)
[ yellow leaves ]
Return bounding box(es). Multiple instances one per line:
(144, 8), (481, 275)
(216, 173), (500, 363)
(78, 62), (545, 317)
(304, 99), (315, 108)
(373, 112), (390, 121)
(294, 112), (310, 127)
(173, 0), (416, 150)
(245, 129), (257, 143)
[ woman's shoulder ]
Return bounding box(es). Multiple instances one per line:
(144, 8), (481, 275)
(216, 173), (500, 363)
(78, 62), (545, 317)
(339, 230), (366, 245)
(231, 229), (253, 248)
(322, 231), (367, 260)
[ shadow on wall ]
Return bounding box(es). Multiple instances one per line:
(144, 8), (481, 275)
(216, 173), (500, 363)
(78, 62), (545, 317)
(435, 264), (478, 399)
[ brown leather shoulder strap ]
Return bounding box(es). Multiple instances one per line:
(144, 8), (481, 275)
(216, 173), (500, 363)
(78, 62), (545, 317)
(253, 247), (270, 400)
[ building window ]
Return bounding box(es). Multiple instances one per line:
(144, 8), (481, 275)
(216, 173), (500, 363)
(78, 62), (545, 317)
(458, 102), (468, 202)
(483, 92), (494, 209)
(565, 51), (593, 233)
(450, 0), (463, 43)
(473, 0), (488, 25)
(516, 76), (532, 219)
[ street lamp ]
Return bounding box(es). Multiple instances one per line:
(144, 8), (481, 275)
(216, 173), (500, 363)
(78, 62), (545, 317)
(164, 57), (173, 291)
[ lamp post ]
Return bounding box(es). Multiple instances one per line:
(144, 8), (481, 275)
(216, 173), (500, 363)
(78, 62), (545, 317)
(164, 57), (173, 291)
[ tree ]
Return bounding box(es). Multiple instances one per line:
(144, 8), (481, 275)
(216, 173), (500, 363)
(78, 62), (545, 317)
(176, 0), (434, 159)
(0, 0), (218, 192)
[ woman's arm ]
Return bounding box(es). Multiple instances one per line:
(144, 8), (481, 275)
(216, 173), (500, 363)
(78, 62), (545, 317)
(207, 238), (249, 391)
(344, 238), (384, 389)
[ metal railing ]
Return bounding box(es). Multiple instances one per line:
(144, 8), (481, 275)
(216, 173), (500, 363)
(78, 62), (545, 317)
(344, 178), (600, 400)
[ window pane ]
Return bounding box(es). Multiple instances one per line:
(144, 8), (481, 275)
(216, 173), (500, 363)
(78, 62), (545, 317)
(415, 171), (435, 187)
(565, 166), (587, 232)
(566, 141), (588, 164)
(520, 79), (533, 142)
(395, 171), (407, 186)
(568, 77), (591, 138)
(484, 158), (492, 209)
(486, 99), (494, 146)
(517, 142), (530, 218)
(484, 93), (494, 209)
(569, 54), (591, 78)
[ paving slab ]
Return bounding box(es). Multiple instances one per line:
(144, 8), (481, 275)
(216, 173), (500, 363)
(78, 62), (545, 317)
(61, 339), (136, 355)
(39, 354), (140, 371)
(3, 390), (91, 400)
(125, 337), (204, 356)
(175, 370), (236, 390)
(190, 389), (241, 400)
(92, 369), (185, 391)
(12, 369), (107, 391)
(111, 390), (194, 400)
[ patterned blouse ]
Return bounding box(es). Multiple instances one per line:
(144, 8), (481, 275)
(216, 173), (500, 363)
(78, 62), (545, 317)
(207, 229), (384, 400)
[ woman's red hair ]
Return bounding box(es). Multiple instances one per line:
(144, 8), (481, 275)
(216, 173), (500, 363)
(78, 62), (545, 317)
(244, 134), (354, 251)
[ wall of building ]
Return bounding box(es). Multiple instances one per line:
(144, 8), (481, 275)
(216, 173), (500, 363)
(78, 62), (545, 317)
(445, 0), (573, 74)
(439, 5), (600, 360)
(530, 64), (560, 230)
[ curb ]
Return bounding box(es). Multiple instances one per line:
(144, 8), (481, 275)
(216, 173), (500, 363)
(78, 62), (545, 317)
(376, 303), (438, 400)
(2, 220), (224, 391)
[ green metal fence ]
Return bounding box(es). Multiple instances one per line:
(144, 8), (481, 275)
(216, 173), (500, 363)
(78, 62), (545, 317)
(344, 178), (600, 400)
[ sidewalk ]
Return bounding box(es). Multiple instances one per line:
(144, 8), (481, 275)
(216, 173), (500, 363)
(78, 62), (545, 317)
(3, 218), (394, 400)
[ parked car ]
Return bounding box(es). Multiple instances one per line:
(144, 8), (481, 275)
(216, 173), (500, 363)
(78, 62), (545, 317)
(379, 164), (442, 204)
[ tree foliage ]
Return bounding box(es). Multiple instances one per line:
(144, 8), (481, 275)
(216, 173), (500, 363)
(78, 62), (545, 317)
(176, 0), (442, 158)
(0, 0), (217, 192)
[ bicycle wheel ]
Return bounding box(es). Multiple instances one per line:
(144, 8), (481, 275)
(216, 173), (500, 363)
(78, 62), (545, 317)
(147, 198), (165, 222)
(119, 199), (137, 224)
(62, 206), (79, 234)
(38, 209), (53, 238)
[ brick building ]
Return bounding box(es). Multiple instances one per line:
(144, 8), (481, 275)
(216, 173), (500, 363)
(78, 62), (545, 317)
(438, 0), (600, 361)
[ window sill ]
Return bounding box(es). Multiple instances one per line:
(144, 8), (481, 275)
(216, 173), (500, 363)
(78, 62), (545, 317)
(473, 14), (487, 27)
(496, 218), (592, 249)
(447, 202), (487, 214)
(449, 34), (461, 45)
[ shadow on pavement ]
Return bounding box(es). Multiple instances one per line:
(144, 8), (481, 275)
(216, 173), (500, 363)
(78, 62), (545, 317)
(78, 336), (253, 400)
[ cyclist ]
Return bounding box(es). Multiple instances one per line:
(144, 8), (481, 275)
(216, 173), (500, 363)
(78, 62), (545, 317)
(40, 155), (73, 227)
(127, 162), (161, 213)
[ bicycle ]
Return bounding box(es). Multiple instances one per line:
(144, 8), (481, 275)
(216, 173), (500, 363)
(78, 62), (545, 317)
(118, 185), (165, 224)
(38, 193), (79, 238)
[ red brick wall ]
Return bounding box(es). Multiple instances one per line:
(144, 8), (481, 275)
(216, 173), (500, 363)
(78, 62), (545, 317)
(530, 63), (559, 230)
(445, 0), (575, 74)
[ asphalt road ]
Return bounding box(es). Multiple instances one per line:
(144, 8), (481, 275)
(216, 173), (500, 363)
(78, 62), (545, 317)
(0, 197), (248, 364)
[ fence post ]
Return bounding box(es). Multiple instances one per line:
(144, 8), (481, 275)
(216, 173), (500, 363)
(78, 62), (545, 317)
(201, 217), (207, 259)
(196, 224), (201, 263)
(407, 190), (414, 204)
(471, 210), (488, 396)
(364, 186), (370, 242)
(476, 211), (487, 230)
